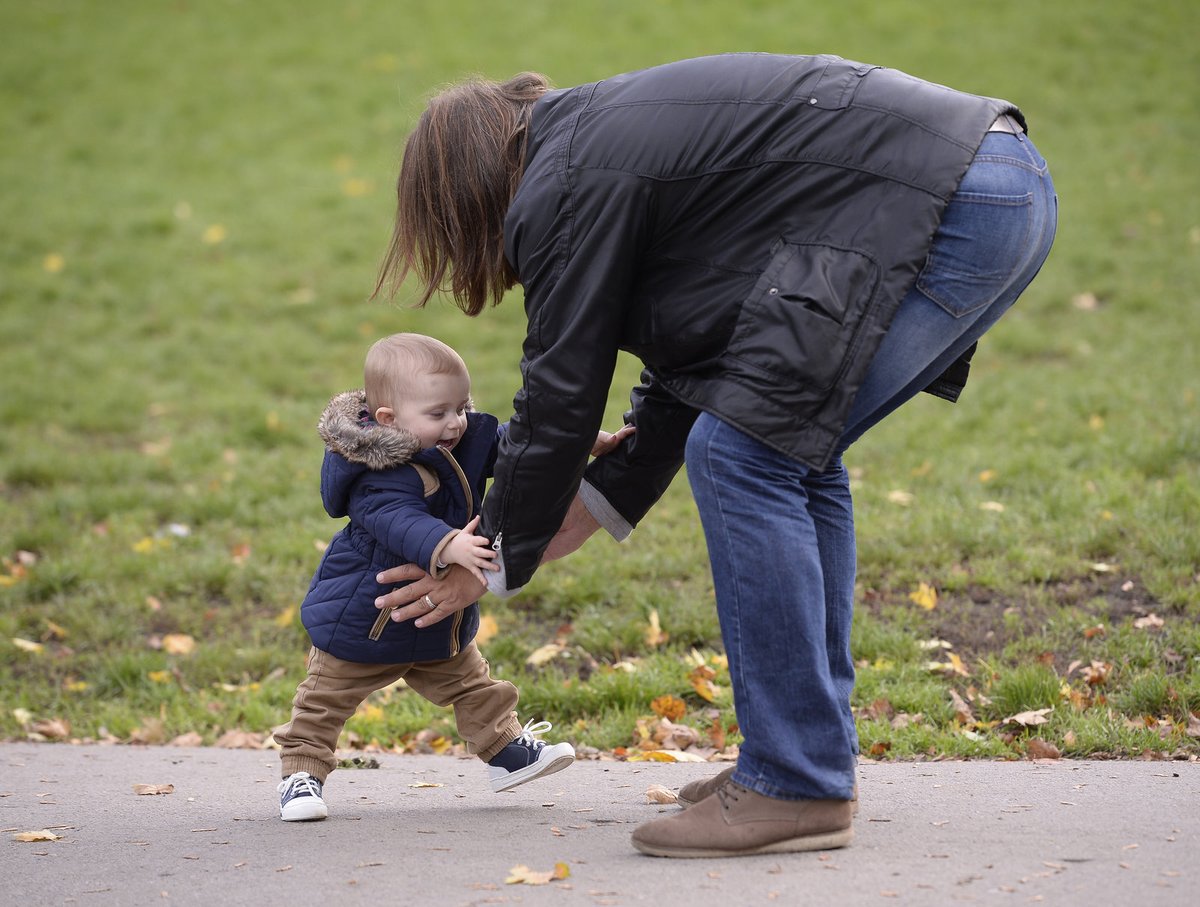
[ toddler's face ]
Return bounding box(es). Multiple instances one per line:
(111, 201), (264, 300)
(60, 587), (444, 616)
(392, 371), (471, 451)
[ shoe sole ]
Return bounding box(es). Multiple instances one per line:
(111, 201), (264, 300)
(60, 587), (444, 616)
(632, 826), (853, 858)
(491, 753), (575, 792)
(678, 792), (861, 818)
(280, 802), (328, 822)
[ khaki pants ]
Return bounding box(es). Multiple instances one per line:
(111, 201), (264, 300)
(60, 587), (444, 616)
(273, 641), (521, 782)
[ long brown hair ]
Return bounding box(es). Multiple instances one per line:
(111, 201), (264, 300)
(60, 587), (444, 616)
(373, 72), (552, 316)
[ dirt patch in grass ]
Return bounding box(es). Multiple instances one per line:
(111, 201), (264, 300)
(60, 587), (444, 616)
(862, 574), (1164, 663)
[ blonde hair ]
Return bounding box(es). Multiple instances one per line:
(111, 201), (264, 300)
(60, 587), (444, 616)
(364, 333), (469, 415)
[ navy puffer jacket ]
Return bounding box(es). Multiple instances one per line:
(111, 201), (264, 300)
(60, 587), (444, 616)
(300, 390), (500, 663)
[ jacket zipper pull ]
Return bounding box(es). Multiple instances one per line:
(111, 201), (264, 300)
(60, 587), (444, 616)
(491, 531), (503, 552)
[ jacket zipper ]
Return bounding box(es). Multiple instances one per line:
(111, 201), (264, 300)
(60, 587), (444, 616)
(367, 449), (477, 649)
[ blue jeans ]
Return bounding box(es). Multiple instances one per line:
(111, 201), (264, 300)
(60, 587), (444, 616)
(686, 132), (1057, 800)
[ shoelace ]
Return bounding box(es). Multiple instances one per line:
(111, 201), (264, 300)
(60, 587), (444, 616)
(515, 718), (553, 750)
(279, 772), (321, 797)
(716, 780), (744, 811)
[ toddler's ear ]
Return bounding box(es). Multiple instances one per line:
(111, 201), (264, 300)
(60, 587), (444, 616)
(374, 406), (396, 426)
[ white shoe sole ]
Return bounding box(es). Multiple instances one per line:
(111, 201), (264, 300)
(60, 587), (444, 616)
(491, 752), (575, 792)
(280, 799), (328, 821)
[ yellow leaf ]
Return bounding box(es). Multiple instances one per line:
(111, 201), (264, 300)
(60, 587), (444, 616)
(356, 703), (384, 722)
(14, 830), (63, 842)
(1088, 414), (1104, 431)
(978, 469), (997, 483)
(644, 608), (668, 647)
(147, 670), (172, 684)
(0, 575), (18, 587)
(689, 674), (717, 703)
(132, 783), (175, 796)
(526, 642), (565, 667)
(506, 864), (555, 885)
(162, 633), (196, 656)
(201, 224), (227, 244)
(12, 637), (43, 654)
(552, 862), (570, 880)
(476, 614), (499, 646)
(628, 750), (679, 762)
(42, 253), (66, 273)
(273, 605), (296, 628)
(342, 178), (373, 197)
(979, 501), (1006, 512)
(44, 619), (69, 640)
(908, 582), (938, 610)
(64, 680), (89, 693)
(132, 537), (157, 554)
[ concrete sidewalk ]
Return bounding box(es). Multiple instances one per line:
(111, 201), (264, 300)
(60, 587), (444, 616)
(2, 744), (1196, 905)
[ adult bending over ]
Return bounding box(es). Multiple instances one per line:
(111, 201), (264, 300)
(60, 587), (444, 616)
(371, 53), (1057, 857)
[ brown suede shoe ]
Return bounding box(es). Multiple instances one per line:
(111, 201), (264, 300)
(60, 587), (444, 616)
(677, 766), (859, 815)
(633, 781), (853, 858)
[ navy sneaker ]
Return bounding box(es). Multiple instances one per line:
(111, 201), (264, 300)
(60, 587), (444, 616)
(488, 719), (576, 792)
(278, 771), (328, 821)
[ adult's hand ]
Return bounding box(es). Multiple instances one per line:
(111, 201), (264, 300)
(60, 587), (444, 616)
(374, 563), (487, 629)
(541, 492), (601, 563)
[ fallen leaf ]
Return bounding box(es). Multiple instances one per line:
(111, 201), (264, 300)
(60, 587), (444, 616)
(644, 609), (668, 647)
(202, 224), (227, 244)
(1072, 292), (1099, 311)
(476, 614), (499, 646)
(14, 830), (63, 842)
(1004, 707), (1054, 728)
(162, 633), (196, 656)
(645, 784), (679, 805)
(42, 253), (66, 273)
(32, 718), (71, 740)
(132, 784), (175, 796)
(650, 695), (687, 721)
(169, 732), (204, 747)
(887, 489), (914, 506)
(11, 638), (43, 654)
(689, 664), (719, 702)
(908, 582), (938, 611)
(1026, 738), (1061, 760)
(526, 642), (565, 667)
(505, 862), (570, 885)
(408, 782), (444, 789)
(979, 501), (1006, 512)
(948, 689), (974, 724)
(213, 730), (267, 749)
(1133, 614), (1164, 630)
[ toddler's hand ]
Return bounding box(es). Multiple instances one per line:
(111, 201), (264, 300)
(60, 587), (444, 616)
(442, 515), (499, 585)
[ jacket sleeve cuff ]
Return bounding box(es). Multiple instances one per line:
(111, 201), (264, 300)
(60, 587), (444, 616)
(485, 551), (523, 599)
(429, 530), (458, 579)
(579, 479), (633, 542)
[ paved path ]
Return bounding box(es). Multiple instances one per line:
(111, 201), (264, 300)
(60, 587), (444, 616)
(2, 744), (1196, 905)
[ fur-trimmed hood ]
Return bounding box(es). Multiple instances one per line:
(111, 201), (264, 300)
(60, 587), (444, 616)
(317, 389), (423, 470)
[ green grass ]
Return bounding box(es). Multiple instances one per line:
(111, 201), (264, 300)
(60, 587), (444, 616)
(2, 0), (1198, 762)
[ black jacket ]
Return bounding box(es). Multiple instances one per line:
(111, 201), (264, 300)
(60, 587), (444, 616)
(483, 53), (1020, 588)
